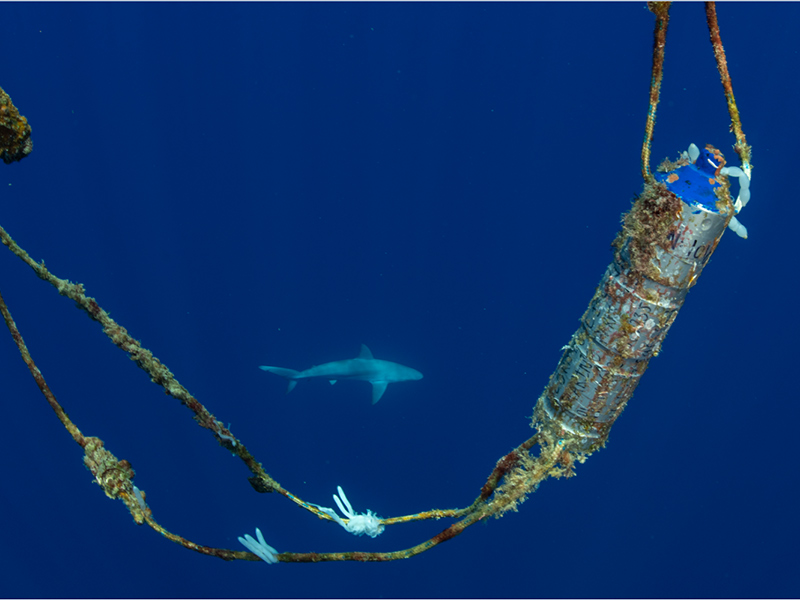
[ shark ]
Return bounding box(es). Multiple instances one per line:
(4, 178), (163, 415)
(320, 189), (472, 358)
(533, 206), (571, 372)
(259, 344), (423, 404)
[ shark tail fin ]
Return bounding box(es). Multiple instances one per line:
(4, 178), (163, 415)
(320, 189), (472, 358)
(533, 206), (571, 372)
(258, 366), (300, 394)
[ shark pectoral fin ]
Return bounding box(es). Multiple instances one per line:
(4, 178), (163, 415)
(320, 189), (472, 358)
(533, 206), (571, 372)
(371, 382), (388, 405)
(358, 344), (374, 360)
(329, 380), (337, 385)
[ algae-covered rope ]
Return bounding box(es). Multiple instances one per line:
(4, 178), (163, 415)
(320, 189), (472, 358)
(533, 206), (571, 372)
(2, 216), (570, 561)
(641, 2), (671, 183)
(705, 1), (752, 171)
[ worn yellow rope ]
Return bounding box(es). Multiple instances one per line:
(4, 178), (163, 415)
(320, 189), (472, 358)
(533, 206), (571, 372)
(641, 2), (671, 182)
(705, 1), (752, 172)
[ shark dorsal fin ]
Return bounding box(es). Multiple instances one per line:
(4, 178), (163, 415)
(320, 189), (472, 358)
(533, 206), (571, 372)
(358, 344), (374, 360)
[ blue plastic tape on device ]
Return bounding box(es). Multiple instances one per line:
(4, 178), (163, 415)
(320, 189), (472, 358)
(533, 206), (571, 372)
(656, 147), (721, 212)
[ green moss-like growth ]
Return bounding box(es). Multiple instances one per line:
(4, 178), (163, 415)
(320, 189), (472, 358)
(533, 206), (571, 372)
(0, 85), (32, 164)
(613, 181), (682, 283)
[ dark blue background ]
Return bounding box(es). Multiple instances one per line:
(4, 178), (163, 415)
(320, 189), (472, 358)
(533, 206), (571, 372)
(1, 2), (797, 598)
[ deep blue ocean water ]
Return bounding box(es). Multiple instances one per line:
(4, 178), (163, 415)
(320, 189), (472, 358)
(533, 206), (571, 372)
(1, 3), (797, 598)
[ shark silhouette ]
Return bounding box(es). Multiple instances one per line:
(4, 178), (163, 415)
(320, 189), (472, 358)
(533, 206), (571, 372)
(259, 344), (423, 404)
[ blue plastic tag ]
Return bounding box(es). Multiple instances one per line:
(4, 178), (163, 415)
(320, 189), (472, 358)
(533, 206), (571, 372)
(656, 148), (722, 212)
